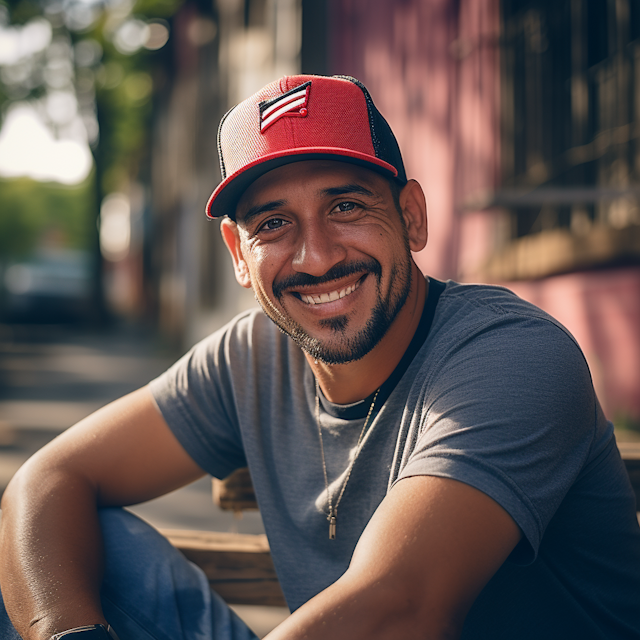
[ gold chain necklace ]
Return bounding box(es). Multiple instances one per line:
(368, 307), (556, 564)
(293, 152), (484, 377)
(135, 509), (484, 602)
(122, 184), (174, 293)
(315, 379), (380, 540)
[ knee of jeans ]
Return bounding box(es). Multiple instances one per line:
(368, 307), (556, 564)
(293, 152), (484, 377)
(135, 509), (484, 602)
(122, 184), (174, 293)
(99, 508), (181, 584)
(98, 508), (221, 636)
(100, 508), (170, 554)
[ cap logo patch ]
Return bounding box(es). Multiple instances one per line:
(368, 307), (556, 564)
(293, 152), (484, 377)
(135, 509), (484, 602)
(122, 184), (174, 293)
(259, 81), (311, 132)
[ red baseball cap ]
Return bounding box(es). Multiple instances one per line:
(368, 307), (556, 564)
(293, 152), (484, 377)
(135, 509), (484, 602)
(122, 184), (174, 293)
(206, 74), (407, 219)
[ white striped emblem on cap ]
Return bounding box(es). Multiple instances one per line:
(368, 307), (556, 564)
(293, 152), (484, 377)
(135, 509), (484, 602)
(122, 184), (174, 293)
(259, 81), (311, 132)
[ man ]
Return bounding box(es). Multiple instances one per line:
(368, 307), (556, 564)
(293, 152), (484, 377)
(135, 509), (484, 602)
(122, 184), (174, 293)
(1, 75), (639, 640)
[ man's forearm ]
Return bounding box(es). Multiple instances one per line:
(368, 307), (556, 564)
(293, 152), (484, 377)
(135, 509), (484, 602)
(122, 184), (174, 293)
(0, 458), (107, 640)
(263, 572), (459, 640)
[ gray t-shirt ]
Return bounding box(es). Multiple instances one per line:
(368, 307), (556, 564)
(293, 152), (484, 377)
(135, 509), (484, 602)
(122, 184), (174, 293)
(150, 280), (640, 638)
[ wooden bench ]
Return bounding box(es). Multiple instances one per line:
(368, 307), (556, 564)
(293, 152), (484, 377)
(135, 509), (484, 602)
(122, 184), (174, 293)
(161, 441), (640, 607)
(161, 528), (286, 606)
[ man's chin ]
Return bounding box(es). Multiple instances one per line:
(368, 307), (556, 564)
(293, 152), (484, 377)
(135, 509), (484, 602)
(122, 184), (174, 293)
(285, 316), (388, 365)
(296, 338), (367, 366)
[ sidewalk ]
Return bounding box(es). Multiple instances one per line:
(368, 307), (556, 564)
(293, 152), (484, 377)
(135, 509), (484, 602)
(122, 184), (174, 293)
(0, 322), (288, 637)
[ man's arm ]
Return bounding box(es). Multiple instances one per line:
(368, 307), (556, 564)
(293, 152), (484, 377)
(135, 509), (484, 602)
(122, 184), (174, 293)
(266, 475), (521, 640)
(0, 386), (205, 640)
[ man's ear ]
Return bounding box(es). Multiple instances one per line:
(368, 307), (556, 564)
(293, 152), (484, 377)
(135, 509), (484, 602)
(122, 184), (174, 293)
(220, 218), (252, 288)
(398, 180), (428, 252)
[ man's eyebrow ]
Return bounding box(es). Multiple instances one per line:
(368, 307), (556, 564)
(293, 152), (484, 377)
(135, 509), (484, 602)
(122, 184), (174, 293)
(320, 183), (377, 198)
(319, 183), (377, 198)
(238, 199), (287, 225)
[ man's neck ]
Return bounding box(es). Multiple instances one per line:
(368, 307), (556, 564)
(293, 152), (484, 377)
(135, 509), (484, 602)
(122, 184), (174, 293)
(306, 266), (428, 405)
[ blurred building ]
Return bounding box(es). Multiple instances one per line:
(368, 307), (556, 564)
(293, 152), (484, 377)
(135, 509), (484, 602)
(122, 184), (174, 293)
(147, 0), (640, 423)
(147, 0), (301, 344)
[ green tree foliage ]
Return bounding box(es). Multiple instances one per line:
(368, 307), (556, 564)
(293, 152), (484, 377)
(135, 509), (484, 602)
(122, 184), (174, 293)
(0, 175), (95, 259)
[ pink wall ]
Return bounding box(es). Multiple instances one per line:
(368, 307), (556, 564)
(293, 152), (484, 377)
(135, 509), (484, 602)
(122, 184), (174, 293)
(506, 269), (640, 422)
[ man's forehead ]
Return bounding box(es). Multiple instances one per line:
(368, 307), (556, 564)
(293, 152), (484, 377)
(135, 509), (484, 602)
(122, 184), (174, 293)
(235, 160), (387, 222)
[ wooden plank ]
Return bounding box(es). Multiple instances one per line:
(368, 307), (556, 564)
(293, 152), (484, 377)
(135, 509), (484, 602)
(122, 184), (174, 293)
(213, 468), (259, 511)
(619, 441), (640, 461)
(161, 529), (286, 607)
(478, 224), (640, 281)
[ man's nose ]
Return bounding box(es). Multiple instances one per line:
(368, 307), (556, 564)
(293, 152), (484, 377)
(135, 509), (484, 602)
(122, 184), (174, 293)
(291, 220), (347, 276)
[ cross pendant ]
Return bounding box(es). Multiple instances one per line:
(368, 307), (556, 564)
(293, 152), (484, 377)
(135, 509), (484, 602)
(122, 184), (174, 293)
(329, 514), (337, 540)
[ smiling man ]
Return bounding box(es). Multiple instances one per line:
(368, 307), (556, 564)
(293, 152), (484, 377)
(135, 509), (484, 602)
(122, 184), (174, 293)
(1, 75), (640, 640)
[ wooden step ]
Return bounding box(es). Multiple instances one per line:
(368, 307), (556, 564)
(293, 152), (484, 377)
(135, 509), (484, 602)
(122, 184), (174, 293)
(212, 468), (258, 512)
(160, 528), (286, 607)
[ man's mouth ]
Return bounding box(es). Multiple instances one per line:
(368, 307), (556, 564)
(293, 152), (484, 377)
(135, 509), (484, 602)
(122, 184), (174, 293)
(296, 277), (363, 305)
(273, 260), (381, 303)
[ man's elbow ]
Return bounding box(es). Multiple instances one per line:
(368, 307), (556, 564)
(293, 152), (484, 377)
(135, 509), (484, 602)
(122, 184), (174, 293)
(340, 572), (467, 640)
(1, 457), (36, 513)
(1, 452), (94, 517)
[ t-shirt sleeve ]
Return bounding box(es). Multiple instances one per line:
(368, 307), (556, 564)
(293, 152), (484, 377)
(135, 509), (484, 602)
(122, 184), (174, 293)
(397, 314), (597, 563)
(148, 320), (249, 479)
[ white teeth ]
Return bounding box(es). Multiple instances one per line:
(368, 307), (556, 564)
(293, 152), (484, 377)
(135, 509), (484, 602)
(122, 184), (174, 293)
(298, 279), (361, 305)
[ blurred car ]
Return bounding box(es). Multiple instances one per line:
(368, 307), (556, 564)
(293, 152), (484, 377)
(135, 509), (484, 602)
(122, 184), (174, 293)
(1, 249), (95, 323)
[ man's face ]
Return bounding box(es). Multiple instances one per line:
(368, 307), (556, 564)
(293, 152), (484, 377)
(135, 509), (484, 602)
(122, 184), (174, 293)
(223, 160), (416, 365)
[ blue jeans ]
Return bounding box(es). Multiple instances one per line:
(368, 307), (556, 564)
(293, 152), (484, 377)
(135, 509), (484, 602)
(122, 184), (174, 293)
(0, 508), (260, 640)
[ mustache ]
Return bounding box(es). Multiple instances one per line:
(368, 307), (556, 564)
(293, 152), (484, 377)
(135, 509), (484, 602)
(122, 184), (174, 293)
(272, 259), (381, 300)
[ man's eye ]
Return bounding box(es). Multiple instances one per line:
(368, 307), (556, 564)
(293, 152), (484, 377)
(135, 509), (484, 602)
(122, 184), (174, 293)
(260, 218), (286, 231)
(336, 202), (356, 212)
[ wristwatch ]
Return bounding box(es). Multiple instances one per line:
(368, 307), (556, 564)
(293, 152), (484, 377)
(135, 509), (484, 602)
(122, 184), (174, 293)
(50, 625), (120, 639)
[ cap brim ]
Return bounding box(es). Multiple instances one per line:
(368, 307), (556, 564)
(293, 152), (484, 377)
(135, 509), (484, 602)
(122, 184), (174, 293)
(205, 147), (399, 220)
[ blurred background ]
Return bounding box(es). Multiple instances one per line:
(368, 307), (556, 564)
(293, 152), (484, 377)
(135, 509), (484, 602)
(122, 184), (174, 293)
(1, 0), (640, 632)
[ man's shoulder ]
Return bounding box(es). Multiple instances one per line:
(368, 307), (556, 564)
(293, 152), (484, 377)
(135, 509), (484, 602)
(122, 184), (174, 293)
(424, 280), (587, 371)
(436, 280), (573, 337)
(192, 306), (298, 368)
(439, 280), (546, 317)
(203, 306), (282, 346)
(220, 306), (273, 331)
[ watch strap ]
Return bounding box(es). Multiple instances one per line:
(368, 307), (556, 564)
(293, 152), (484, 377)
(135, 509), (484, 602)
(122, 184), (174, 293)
(50, 624), (120, 639)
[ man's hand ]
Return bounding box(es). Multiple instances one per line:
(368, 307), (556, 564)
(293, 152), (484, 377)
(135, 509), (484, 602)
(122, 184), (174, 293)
(265, 475), (521, 640)
(0, 387), (205, 640)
